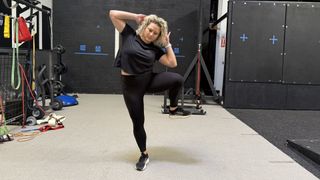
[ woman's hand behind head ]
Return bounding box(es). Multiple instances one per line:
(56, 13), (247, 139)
(136, 14), (146, 25)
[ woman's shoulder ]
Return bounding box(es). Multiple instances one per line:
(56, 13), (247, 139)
(121, 23), (136, 36)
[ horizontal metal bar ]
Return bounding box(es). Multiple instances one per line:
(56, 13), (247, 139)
(14, 0), (50, 14)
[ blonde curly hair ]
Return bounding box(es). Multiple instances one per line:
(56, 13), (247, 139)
(136, 14), (168, 47)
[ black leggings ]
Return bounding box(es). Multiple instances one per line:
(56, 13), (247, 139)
(121, 71), (183, 153)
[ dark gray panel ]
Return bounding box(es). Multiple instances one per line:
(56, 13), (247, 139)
(223, 82), (286, 109)
(286, 85), (320, 110)
(224, 1), (320, 110)
(284, 3), (320, 85)
(228, 1), (285, 82)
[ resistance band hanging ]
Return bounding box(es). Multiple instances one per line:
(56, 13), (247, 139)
(3, 15), (10, 38)
(11, 17), (33, 90)
(32, 34), (36, 90)
(11, 18), (21, 90)
(17, 17), (32, 43)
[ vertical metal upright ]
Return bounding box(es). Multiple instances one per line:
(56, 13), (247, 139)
(162, 0), (220, 114)
(181, 0), (220, 114)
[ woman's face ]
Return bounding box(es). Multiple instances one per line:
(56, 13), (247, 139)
(141, 22), (161, 44)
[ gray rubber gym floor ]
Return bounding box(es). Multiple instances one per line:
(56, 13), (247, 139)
(1, 94), (318, 180)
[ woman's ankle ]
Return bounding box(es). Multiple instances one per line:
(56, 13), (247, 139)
(169, 106), (177, 111)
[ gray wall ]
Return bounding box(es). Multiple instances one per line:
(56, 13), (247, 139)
(53, 0), (210, 94)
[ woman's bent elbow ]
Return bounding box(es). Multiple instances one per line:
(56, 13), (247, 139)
(109, 10), (117, 19)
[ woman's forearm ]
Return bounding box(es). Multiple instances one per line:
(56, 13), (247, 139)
(109, 10), (138, 22)
(165, 46), (177, 68)
(109, 10), (139, 32)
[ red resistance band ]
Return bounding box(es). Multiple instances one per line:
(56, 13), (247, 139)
(17, 17), (32, 43)
(38, 124), (64, 132)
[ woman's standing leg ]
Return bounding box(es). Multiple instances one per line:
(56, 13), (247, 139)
(121, 73), (152, 171)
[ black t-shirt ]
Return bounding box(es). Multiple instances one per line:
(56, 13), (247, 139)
(114, 24), (165, 75)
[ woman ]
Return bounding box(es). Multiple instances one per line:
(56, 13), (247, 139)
(109, 10), (190, 171)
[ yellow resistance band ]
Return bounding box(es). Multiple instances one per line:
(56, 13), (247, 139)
(3, 16), (10, 38)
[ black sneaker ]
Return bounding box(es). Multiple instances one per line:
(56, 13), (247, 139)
(169, 107), (191, 116)
(136, 153), (149, 171)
